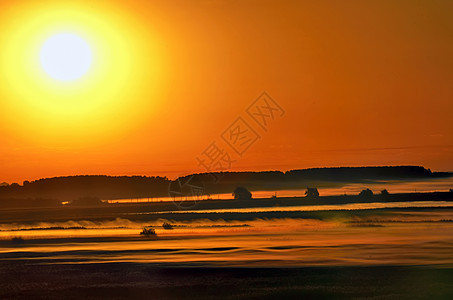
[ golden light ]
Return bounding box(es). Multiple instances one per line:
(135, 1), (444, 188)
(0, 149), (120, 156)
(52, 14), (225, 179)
(0, 1), (166, 147)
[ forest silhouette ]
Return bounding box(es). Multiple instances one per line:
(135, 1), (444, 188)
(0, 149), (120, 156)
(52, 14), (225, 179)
(0, 166), (450, 208)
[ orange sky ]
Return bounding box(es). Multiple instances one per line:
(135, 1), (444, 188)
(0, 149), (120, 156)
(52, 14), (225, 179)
(0, 0), (452, 183)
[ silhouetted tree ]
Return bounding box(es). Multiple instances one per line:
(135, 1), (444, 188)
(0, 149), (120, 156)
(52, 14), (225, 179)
(450, 189), (453, 193)
(305, 187), (319, 198)
(359, 188), (374, 197)
(162, 222), (174, 230)
(233, 187), (252, 200)
(140, 227), (156, 236)
(380, 189), (389, 196)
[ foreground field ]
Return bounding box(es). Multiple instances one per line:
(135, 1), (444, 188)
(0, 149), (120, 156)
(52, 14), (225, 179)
(2, 203), (453, 298)
(1, 262), (453, 299)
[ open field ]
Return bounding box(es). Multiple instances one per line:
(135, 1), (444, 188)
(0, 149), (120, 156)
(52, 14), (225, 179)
(3, 194), (453, 298)
(1, 263), (453, 299)
(1, 191), (453, 223)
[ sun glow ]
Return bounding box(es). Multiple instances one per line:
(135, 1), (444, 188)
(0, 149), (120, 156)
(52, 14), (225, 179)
(0, 1), (165, 146)
(41, 33), (93, 81)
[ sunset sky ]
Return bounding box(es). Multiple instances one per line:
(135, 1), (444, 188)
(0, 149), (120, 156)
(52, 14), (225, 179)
(0, 0), (452, 183)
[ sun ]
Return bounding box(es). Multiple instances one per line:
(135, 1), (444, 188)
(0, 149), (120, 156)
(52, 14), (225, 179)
(0, 1), (165, 147)
(40, 33), (93, 81)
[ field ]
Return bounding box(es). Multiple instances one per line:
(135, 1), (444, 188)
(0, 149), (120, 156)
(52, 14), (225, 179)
(1, 194), (453, 298)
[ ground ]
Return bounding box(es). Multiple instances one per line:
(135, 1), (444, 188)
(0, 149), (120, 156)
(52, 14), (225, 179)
(1, 262), (453, 299)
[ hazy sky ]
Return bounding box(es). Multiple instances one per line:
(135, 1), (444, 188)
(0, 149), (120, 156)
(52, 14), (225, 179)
(0, 0), (452, 183)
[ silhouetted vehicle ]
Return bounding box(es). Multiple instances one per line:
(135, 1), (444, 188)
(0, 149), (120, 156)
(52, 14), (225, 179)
(162, 222), (174, 230)
(140, 227), (156, 236)
(233, 187), (252, 200)
(359, 188), (374, 197)
(305, 187), (319, 198)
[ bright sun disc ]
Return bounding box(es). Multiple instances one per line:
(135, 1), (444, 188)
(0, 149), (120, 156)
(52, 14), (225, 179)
(40, 33), (92, 81)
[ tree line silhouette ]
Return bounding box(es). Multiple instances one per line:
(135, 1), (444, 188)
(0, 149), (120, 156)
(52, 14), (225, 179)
(182, 166), (450, 194)
(0, 175), (170, 204)
(0, 166), (450, 207)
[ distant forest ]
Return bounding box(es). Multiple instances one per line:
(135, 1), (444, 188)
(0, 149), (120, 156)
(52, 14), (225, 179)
(186, 166), (451, 194)
(0, 175), (170, 203)
(0, 166), (451, 207)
